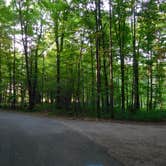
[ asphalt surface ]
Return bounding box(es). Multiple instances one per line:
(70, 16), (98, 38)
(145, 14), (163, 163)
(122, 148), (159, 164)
(0, 111), (121, 166)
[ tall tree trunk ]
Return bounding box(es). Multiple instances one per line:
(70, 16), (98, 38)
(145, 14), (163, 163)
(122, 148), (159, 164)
(90, 43), (95, 110)
(95, 0), (101, 118)
(147, 72), (150, 112)
(101, 22), (109, 112)
(76, 33), (84, 112)
(102, 51), (109, 112)
(109, 0), (114, 118)
(32, 23), (42, 106)
(116, 0), (125, 112)
(56, 36), (60, 108)
(54, 19), (64, 108)
(12, 29), (16, 109)
(18, 2), (33, 109)
(0, 44), (2, 106)
(120, 24), (125, 112)
(41, 54), (45, 103)
(132, 4), (139, 111)
(149, 51), (153, 110)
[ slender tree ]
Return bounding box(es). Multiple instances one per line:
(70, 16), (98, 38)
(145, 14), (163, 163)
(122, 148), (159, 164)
(132, 1), (140, 111)
(95, 0), (102, 118)
(109, 0), (114, 117)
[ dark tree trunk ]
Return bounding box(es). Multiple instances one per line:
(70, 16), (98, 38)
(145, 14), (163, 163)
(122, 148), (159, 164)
(103, 52), (109, 112)
(54, 19), (64, 108)
(56, 41), (60, 108)
(90, 43), (95, 110)
(76, 33), (84, 112)
(132, 5), (140, 111)
(120, 35), (125, 112)
(32, 23), (42, 106)
(109, 0), (114, 118)
(0, 44), (2, 106)
(149, 51), (153, 110)
(101, 23), (109, 112)
(18, 2), (33, 109)
(41, 54), (45, 104)
(12, 31), (16, 109)
(95, 0), (101, 118)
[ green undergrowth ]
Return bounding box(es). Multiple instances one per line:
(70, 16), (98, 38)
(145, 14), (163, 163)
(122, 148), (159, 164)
(1, 104), (165, 122)
(113, 110), (166, 122)
(31, 103), (166, 122)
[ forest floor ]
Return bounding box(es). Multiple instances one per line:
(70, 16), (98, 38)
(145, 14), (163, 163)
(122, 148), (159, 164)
(1, 110), (166, 166)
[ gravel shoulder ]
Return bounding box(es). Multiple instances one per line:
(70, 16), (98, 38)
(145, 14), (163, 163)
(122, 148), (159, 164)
(56, 118), (166, 166)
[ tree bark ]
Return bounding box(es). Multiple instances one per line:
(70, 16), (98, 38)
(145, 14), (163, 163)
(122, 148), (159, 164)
(95, 0), (101, 118)
(109, 0), (114, 118)
(132, 4), (140, 111)
(12, 28), (16, 109)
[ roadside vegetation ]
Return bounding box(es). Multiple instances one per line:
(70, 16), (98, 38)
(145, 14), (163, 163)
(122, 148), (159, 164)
(0, 0), (165, 122)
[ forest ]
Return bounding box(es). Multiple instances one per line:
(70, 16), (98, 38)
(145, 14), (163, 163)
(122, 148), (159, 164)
(0, 0), (166, 120)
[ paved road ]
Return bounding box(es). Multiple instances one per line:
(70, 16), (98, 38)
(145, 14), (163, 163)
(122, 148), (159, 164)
(0, 111), (121, 166)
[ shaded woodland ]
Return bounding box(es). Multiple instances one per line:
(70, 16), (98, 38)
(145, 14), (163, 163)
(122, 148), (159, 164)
(0, 0), (165, 118)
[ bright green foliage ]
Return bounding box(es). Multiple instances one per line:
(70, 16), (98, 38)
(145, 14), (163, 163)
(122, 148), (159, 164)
(0, 0), (165, 119)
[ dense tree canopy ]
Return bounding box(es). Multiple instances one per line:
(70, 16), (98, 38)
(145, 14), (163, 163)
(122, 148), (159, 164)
(0, 0), (165, 118)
